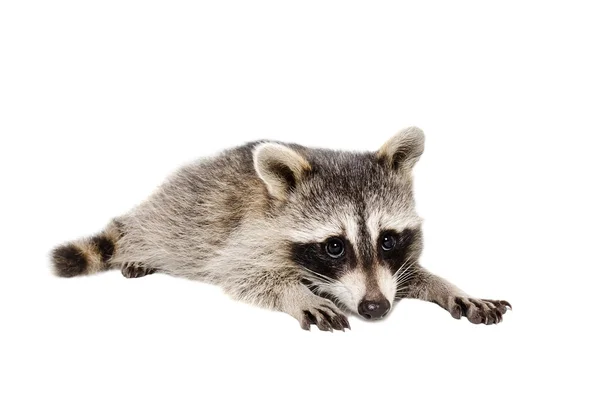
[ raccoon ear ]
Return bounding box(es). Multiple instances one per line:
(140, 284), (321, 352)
(253, 143), (311, 200)
(376, 126), (425, 172)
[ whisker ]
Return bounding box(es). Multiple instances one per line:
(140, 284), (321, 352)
(395, 271), (416, 286)
(301, 267), (338, 284)
(303, 274), (343, 289)
(394, 263), (415, 284)
(395, 286), (411, 297)
(393, 255), (415, 278)
(393, 257), (417, 298)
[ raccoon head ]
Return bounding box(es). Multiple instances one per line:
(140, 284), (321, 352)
(253, 127), (425, 320)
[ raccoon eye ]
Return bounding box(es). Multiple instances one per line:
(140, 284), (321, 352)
(381, 233), (397, 251)
(325, 237), (345, 258)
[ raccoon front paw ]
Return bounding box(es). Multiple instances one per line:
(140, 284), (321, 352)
(449, 296), (511, 325)
(295, 297), (350, 332)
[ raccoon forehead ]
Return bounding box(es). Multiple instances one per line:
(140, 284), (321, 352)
(283, 213), (360, 243)
(281, 207), (421, 244)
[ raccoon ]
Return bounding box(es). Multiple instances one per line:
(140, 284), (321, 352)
(51, 127), (511, 331)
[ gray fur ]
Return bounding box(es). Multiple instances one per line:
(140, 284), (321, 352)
(51, 127), (511, 330)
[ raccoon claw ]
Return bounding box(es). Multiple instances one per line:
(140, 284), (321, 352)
(298, 304), (350, 332)
(449, 296), (511, 325)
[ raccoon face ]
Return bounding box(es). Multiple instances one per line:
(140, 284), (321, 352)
(254, 127), (425, 320)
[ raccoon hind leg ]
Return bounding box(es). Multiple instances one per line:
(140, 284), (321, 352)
(120, 262), (157, 279)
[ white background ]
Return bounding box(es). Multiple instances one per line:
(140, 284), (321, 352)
(1, 1), (599, 396)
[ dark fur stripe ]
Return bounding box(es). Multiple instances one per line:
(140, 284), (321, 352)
(52, 245), (88, 277)
(91, 235), (115, 262)
(52, 232), (116, 277)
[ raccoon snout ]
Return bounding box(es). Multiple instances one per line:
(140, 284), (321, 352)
(358, 299), (391, 320)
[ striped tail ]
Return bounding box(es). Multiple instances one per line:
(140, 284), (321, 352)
(51, 221), (121, 277)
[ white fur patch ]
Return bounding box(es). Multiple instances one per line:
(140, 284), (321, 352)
(366, 210), (422, 245)
(342, 213), (360, 249)
(376, 265), (397, 306)
(286, 211), (360, 244)
(339, 269), (367, 313)
(286, 222), (345, 243)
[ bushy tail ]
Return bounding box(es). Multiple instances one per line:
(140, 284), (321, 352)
(51, 221), (122, 277)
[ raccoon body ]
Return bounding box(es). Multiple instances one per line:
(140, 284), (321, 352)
(52, 127), (511, 330)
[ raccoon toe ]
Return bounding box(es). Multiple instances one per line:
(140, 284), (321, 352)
(121, 263), (156, 279)
(297, 301), (350, 332)
(307, 310), (332, 332)
(301, 309), (349, 332)
(317, 308), (349, 331)
(449, 296), (511, 325)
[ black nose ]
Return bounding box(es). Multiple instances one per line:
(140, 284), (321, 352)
(358, 299), (391, 320)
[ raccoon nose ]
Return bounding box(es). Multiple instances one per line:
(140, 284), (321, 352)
(358, 299), (391, 320)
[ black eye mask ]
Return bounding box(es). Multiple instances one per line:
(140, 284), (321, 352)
(289, 236), (356, 280)
(379, 229), (418, 274)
